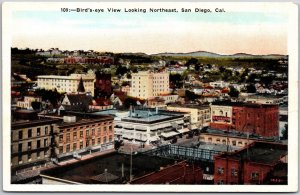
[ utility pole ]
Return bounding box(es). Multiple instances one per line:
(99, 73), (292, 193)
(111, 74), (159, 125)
(130, 144), (133, 182)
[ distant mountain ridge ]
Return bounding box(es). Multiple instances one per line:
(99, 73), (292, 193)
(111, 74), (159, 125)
(152, 51), (287, 59)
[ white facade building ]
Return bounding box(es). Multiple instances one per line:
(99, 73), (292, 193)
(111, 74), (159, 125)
(114, 109), (190, 145)
(37, 70), (95, 96)
(129, 71), (169, 99)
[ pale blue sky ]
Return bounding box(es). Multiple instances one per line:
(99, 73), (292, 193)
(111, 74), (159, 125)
(11, 7), (289, 55)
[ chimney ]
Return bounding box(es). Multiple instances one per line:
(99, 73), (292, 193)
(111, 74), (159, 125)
(63, 116), (76, 123)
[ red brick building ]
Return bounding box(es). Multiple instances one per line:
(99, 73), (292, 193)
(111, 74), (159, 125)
(232, 104), (279, 137)
(130, 161), (203, 184)
(95, 71), (112, 97)
(54, 115), (114, 160)
(214, 141), (287, 185)
(210, 102), (279, 137)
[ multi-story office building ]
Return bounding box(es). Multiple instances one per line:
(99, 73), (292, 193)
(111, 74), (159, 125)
(214, 141), (287, 185)
(114, 109), (190, 145)
(210, 102), (279, 137)
(54, 115), (114, 160)
(129, 71), (169, 99)
(16, 96), (42, 109)
(37, 70), (95, 96)
(166, 104), (210, 129)
(11, 119), (61, 172)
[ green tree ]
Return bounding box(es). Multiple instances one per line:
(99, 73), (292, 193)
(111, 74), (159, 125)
(246, 84), (257, 93)
(228, 86), (239, 98)
(281, 124), (288, 140)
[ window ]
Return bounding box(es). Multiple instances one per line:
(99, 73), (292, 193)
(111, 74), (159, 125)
(45, 127), (48, 135)
(73, 132), (77, 140)
(80, 131), (83, 138)
(251, 172), (259, 180)
(28, 142), (32, 150)
(92, 129), (95, 136)
(97, 128), (101, 135)
(28, 153), (32, 161)
(18, 131), (23, 139)
(98, 137), (101, 144)
(231, 169), (238, 177)
(216, 139), (220, 143)
(59, 146), (63, 153)
(28, 129), (32, 138)
(37, 128), (41, 136)
(232, 140), (236, 146)
(37, 151), (40, 158)
(103, 136), (107, 143)
(37, 140), (41, 148)
(66, 133), (70, 142)
(66, 144), (70, 152)
(18, 143), (22, 152)
(109, 135), (112, 142)
(109, 126), (112, 132)
(73, 143), (77, 151)
(86, 130), (89, 137)
(104, 127), (107, 132)
(217, 167), (224, 175)
(59, 135), (63, 142)
(222, 139), (226, 144)
(217, 179), (224, 185)
(92, 139), (95, 146)
(80, 141), (83, 149)
(208, 137), (212, 142)
(44, 139), (48, 147)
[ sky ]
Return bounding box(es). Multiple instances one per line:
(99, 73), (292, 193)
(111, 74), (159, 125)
(10, 3), (289, 55)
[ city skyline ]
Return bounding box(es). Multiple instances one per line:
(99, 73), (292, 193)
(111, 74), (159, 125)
(11, 3), (289, 55)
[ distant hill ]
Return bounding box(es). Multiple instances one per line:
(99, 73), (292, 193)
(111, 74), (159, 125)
(152, 51), (287, 59)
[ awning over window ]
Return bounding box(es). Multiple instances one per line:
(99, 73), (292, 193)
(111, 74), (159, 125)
(161, 131), (180, 138)
(177, 128), (190, 134)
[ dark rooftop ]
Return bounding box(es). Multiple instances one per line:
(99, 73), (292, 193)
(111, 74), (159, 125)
(12, 118), (62, 130)
(211, 101), (278, 108)
(216, 141), (287, 165)
(40, 152), (176, 184)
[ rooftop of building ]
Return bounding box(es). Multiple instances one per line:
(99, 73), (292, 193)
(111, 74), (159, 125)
(168, 103), (210, 110)
(40, 152), (176, 184)
(201, 128), (279, 142)
(11, 118), (62, 130)
(211, 101), (278, 108)
(215, 141), (287, 165)
(246, 94), (287, 99)
(121, 109), (184, 124)
(55, 113), (114, 128)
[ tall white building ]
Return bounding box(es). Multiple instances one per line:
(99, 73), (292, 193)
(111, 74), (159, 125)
(37, 70), (95, 96)
(129, 71), (169, 99)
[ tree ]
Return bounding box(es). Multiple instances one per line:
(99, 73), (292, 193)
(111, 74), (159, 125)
(246, 84), (257, 93)
(185, 90), (199, 101)
(228, 86), (239, 98)
(281, 124), (288, 140)
(123, 97), (137, 109)
(169, 73), (183, 88)
(185, 58), (199, 69)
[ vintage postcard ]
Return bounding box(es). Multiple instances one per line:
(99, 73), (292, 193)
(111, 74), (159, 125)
(2, 2), (298, 192)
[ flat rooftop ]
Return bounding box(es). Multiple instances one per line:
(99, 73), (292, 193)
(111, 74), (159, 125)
(122, 110), (184, 124)
(40, 152), (176, 184)
(202, 128), (279, 141)
(211, 101), (278, 108)
(216, 141), (287, 165)
(12, 118), (62, 130)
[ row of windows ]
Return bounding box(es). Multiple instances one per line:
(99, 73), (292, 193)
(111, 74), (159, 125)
(59, 135), (113, 153)
(17, 150), (49, 162)
(18, 127), (49, 140)
(18, 139), (48, 152)
(200, 136), (248, 146)
(59, 127), (113, 142)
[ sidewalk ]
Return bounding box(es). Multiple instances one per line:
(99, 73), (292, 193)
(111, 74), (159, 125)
(58, 148), (115, 166)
